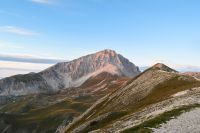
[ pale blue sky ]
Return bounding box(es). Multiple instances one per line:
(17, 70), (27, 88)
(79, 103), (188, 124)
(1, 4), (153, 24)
(0, 0), (200, 69)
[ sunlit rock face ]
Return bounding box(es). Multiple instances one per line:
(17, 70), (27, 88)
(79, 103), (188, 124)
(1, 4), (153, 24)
(0, 49), (140, 96)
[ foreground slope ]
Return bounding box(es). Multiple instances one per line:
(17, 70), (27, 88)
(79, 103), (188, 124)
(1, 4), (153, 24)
(63, 63), (200, 133)
(152, 107), (200, 133)
(0, 49), (140, 96)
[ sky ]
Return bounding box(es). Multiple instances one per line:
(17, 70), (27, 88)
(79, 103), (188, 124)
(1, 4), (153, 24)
(0, 0), (200, 77)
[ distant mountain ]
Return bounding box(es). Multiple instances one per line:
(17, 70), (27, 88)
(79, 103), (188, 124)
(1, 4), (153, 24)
(183, 72), (200, 79)
(63, 64), (200, 133)
(0, 49), (140, 96)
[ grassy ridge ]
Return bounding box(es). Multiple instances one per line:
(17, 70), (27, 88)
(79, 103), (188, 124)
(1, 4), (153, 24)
(127, 75), (200, 113)
(65, 72), (200, 132)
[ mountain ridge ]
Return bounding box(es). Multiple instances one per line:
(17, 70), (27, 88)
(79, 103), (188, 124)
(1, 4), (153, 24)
(63, 63), (200, 133)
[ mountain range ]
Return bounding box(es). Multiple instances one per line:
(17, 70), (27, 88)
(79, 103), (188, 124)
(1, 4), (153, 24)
(1, 50), (200, 133)
(0, 49), (140, 96)
(0, 49), (139, 133)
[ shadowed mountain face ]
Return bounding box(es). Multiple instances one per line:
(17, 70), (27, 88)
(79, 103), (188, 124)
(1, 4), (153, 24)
(63, 64), (200, 133)
(0, 49), (140, 96)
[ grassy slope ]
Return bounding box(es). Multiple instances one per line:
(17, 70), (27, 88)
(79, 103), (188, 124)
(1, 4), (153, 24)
(66, 71), (200, 133)
(107, 75), (200, 133)
(0, 95), (97, 133)
(127, 75), (200, 112)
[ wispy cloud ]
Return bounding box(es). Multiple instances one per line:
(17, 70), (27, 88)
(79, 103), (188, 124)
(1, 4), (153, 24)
(0, 26), (38, 36)
(0, 54), (67, 78)
(0, 53), (66, 64)
(30, 0), (54, 4)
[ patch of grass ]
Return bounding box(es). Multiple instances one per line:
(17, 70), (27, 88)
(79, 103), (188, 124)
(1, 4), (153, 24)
(0, 96), (33, 113)
(65, 98), (109, 132)
(122, 104), (200, 133)
(0, 97), (94, 133)
(81, 111), (128, 133)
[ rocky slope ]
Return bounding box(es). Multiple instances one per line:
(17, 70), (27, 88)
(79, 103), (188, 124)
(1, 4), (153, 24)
(62, 63), (200, 133)
(0, 49), (140, 96)
(153, 107), (200, 133)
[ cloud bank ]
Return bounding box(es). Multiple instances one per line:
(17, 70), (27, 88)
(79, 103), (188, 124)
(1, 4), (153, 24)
(0, 61), (54, 78)
(0, 54), (67, 78)
(0, 54), (66, 64)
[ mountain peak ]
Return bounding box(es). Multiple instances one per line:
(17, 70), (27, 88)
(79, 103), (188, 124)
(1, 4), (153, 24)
(153, 63), (167, 68)
(59, 49), (140, 79)
(101, 49), (116, 53)
(152, 63), (177, 72)
(94, 49), (118, 58)
(0, 50), (141, 96)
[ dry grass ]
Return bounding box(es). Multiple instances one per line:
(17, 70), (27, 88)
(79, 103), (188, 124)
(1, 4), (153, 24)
(128, 75), (200, 113)
(0, 96), (94, 133)
(65, 70), (200, 133)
